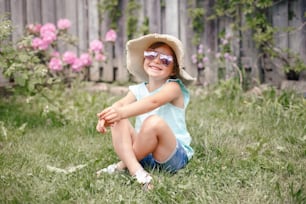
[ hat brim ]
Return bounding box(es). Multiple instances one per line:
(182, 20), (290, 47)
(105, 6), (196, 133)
(126, 33), (195, 85)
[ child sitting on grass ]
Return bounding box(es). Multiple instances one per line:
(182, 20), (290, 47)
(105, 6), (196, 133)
(96, 33), (195, 190)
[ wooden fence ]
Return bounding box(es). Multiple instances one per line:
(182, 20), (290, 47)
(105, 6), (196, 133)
(0, 0), (305, 87)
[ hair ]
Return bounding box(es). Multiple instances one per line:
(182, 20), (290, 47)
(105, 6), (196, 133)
(147, 42), (179, 79)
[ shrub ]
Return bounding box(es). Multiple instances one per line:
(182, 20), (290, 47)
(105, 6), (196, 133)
(0, 17), (116, 94)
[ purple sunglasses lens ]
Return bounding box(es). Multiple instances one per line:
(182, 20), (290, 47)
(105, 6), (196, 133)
(144, 51), (173, 66)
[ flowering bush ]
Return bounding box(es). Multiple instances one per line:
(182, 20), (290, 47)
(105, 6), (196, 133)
(1, 17), (116, 93)
(191, 33), (237, 70)
(28, 20), (107, 76)
(190, 32), (240, 84)
(191, 44), (209, 70)
(215, 33), (237, 68)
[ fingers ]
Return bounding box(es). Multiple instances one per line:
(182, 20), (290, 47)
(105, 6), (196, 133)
(96, 119), (107, 134)
(97, 106), (113, 119)
(97, 106), (120, 124)
(96, 106), (121, 133)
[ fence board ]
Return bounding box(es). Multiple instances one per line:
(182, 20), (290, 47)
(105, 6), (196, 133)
(55, 0), (65, 19)
(63, 0), (78, 53)
(0, 0), (9, 84)
(88, 0), (100, 81)
(273, 1), (289, 50)
(10, 0), (25, 43)
(99, 0), (113, 82)
(137, 0), (145, 32)
(0, 0), (9, 15)
(114, 0), (128, 82)
(165, 0), (179, 36)
(180, 0), (196, 77)
(288, 0), (302, 53)
(53, 0), (67, 54)
(272, 1), (288, 83)
(26, 0), (41, 24)
(146, 0), (161, 33)
(77, 0), (88, 54)
(0, 0), (5, 14)
(204, 0), (218, 84)
(41, 1), (56, 23)
(301, 0), (306, 66)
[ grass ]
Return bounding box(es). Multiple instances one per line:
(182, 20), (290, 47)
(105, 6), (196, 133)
(0, 81), (305, 203)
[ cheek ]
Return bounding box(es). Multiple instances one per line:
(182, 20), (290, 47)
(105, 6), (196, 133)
(143, 60), (150, 68)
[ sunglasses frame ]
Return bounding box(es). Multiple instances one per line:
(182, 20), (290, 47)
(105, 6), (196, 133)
(144, 50), (174, 66)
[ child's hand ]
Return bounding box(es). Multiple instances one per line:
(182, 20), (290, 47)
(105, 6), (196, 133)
(97, 106), (122, 124)
(96, 119), (107, 134)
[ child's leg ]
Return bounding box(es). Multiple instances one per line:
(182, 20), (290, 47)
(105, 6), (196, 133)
(110, 118), (143, 175)
(133, 115), (177, 164)
(108, 115), (176, 175)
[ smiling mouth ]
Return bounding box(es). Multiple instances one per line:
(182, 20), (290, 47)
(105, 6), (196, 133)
(148, 64), (162, 71)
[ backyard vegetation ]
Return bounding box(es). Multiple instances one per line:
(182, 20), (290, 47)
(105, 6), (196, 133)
(0, 3), (306, 202)
(0, 80), (305, 203)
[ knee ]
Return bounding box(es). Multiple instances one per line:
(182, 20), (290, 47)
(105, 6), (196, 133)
(142, 115), (165, 132)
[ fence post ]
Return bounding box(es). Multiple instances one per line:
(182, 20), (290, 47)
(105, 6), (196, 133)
(77, 0), (88, 55)
(10, 0), (26, 43)
(88, 0), (100, 81)
(301, 0), (306, 79)
(26, 0), (42, 24)
(114, 0), (129, 82)
(180, 0), (197, 79)
(165, 0), (179, 36)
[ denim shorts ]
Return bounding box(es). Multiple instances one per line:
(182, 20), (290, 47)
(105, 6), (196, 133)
(139, 141), (188, 173)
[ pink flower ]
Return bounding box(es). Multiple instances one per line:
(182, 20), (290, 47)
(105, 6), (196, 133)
(49, 57), (63, 71)
(105, 29), (117, 42)
(41, 31), (57, 44)
(38, 40), (50, 50)
(62, 51), (77, 64)
(198, 44), (204, 54)
(203, 56), (209, 63)
(225, 33), (232, 39)
(95, 53), (106, 62)
(71, 58), (84, 72)
(224, 53), (230, 60)
(80, 53), (92, 66)
(40, 23), (56, 36)
(51, 51), (60, 58)
(31, 37), (49, 50)
(90, 40), (103, 52)
(198, 62), (204, 69)
(31, 37), (42, 49)
(222, 39), (228, 45)
(191, 54), (197, 64)
(27, 24), (41, 34)
(216, 53), (221, 59)
(57, 19), (71, 30)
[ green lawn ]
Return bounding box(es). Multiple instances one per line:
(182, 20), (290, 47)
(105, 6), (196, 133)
(0, 81), (305, 203)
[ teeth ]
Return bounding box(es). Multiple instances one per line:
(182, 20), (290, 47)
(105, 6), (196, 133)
(149, 65), (161, 70)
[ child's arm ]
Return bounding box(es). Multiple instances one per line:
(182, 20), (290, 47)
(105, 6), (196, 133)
(96, 91), (136, 134)
(97, 90), (136, 120)
(100, 82), (181, 124)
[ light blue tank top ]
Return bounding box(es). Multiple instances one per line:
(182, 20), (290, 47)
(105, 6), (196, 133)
(129, 79), (194, 160)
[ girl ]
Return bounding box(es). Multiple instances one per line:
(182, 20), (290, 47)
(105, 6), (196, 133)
(96, 33), (195, 189)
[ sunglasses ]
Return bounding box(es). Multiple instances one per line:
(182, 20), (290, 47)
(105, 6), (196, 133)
(144, 50), (173, 66)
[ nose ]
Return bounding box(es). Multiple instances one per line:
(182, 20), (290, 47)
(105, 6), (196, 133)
(152, 53), (161, 64)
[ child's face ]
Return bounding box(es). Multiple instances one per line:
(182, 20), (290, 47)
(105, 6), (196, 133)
(143, 44), (176, 81)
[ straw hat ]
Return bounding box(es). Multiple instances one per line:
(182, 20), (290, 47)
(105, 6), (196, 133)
(126, 33), (195, 85)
